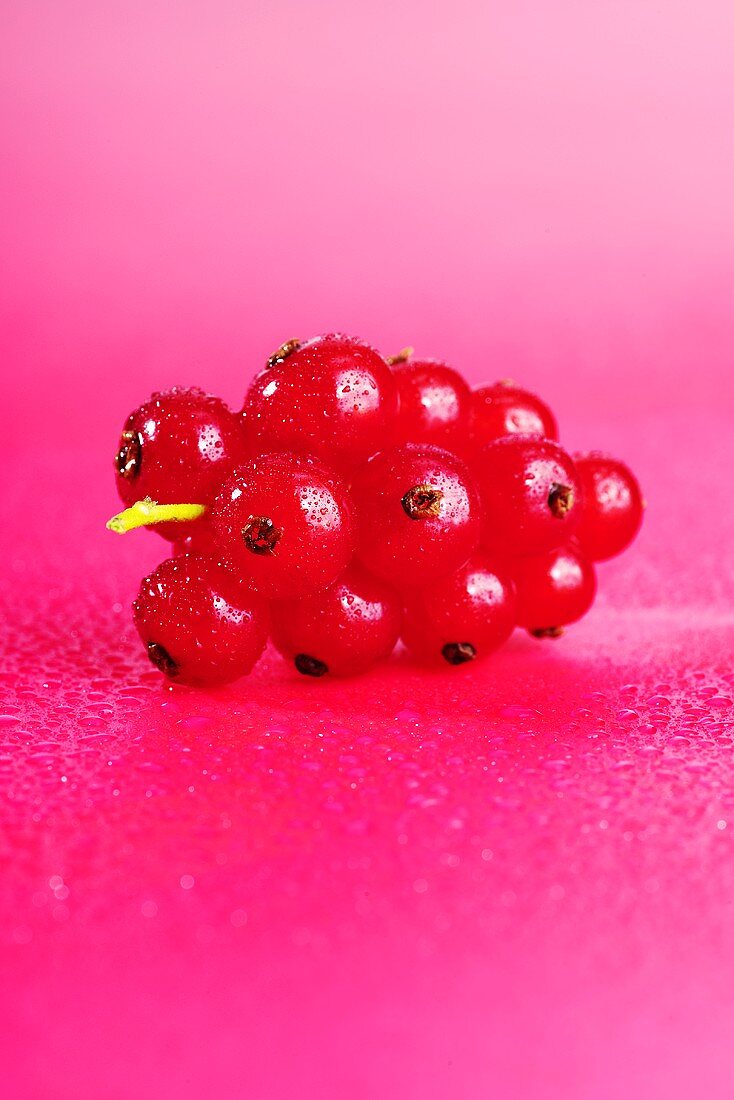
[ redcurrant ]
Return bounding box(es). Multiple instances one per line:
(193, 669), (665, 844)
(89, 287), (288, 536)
(475, 436), (581, 557)
(469, 382), (557, 449)
(270, 564), (401, 677)
(210, 452), (355, 599)
(390, 353), (471, 447)
(352, 443), (481, 588)
(513, 542), (596, 638)
(243, 334), (398, 468)
(173, 518), (221, 557)
(115, 388), (250, 541)
(402, 554), (516, 665)
(133, 554), (268, 685)
(574, 453), (644, 561)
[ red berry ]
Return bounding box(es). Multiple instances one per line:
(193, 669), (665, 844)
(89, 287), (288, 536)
(270, 564), (401, 677)
(210, 452), (355, 599)
(133, 554), (268, 686)
(469, 382), (558, 449)
(243, 334), (398, 468)
(352, 443), (481, 588)
(390, 355), (471, 447)
(173, 518), (221, 557)
(475, 436), (581, 557)
(574, 453), (644, 561)
(115, 388), (250, 542)
(402, 554), (516, 665)
(513, 543), (596, 638)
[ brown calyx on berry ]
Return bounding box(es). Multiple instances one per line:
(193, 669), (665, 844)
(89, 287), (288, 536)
(242, 515), (282, 555)
(146, 641), (180, 677)
(401, 484), (444, 520)
(442, 641), (476, 665)
(266, 339), (301, 369)
(294, 653), (328, 677)
(548, 482), (574, 518)
(116, 430), (143, 480)
(386, 346), (415, 366)
(530, 626), (564, 639)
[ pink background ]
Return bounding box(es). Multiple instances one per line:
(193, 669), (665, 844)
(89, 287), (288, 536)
(2, 2), (734, 1096)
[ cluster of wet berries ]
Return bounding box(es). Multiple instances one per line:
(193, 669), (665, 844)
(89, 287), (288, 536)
(109, 333), (644, 686)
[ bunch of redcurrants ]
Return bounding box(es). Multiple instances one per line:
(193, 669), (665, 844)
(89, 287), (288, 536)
(109, 333), (644, 686)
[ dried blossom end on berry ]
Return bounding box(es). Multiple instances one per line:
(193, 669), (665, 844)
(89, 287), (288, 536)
(242, 515), (282, 556)
(530, 626), (564, 639)
(386, 346), (415, 366)
(401, 484), (444, 520)
(147, 641), (180, 676)
(294, 653), (329, 677)
(266, 339), (302, 369)
(116, 430), (143, 480)
(548, 482), (574, 518)
(442, 641), (476, 665)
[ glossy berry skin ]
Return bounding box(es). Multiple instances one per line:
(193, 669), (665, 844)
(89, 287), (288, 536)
(115, 388), (250, 542)
(243, 334), (399, 469)
(210, 452), (355, 600)
(352, 443), (481, 589)
(270, 565), (401, 678)
(574, 453), (644, 561)
(133, 554), (268, 686)
(513, 543), (596, 637)
(475, 436), (581, 558)
(391, 357), (471, 447)
(402, 554), (516, 666)
(173, 518), (221, 557)
(469, 382), (558, 449)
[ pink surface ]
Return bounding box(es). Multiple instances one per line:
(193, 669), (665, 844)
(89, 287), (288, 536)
(2, 2), (734, 1097)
